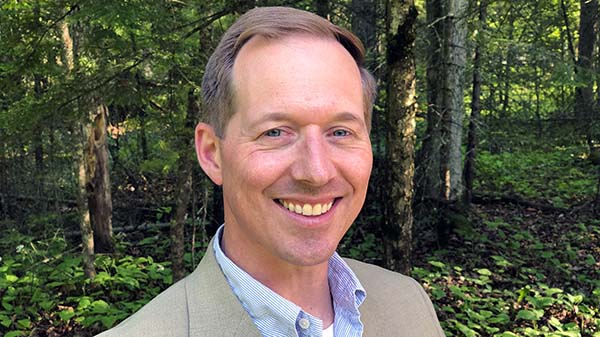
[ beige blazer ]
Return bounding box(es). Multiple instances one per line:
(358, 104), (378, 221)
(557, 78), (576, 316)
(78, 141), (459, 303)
(96, 243), (445, 337)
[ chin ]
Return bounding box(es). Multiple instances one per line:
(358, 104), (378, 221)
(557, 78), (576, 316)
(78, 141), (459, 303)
(281, 240), (338, 266)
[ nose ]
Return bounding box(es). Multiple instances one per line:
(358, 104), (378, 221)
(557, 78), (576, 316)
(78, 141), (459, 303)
(290, 129), (336, 186)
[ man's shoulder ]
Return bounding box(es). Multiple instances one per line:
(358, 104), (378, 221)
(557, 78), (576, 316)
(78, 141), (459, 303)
(343, 258), (418, 289)
(343, 258), (446, 337)
(94, 244), (260, 337)
(95, 277), (189, 337)
(343, 257), (432, 304)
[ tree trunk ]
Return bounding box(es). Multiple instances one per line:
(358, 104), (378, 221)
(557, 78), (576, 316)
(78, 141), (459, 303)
(500, 15), (515, 119)
(419, 0), (445, 203)
(170, 89), (199, 282)
(0, 141), (8, 220)
(383, 0), (418, 275)
(442, 0), (467, 202)
(33, 76), (46, 212)
(86, 102), (115, 254)
(419, 0), (468, 243)
(351, 0), (377, 69)
(534, 67), (543, 138)
(76, 125), (96, 279)
(62, 5), (115, 255)
(315, 0), (329, 18)
(464, 0), (487, 205)
(60, 17), (96, 278)
(138, 106), (149, 161)
(33, 4), (46, 212)
(421, 0), (467, 202)
(575, 0), (597, 143)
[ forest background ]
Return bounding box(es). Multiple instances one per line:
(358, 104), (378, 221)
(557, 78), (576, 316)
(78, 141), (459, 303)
(1, 0), (599, 336)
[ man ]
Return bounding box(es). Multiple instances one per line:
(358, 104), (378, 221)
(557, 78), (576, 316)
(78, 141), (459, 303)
(97, 6), (444, 337)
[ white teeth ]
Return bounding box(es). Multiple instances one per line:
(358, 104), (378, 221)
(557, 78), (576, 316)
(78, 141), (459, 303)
(313, 204), (322, 215)
(279, 199), (335, 216)
(302, 204), (312, 216)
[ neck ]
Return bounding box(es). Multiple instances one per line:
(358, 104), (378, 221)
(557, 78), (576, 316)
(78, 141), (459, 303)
(221, 234), (335, 326)
(264, 265), (334, 327)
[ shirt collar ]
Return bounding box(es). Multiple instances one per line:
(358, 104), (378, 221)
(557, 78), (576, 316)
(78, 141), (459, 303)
(212, 225), (366, 336)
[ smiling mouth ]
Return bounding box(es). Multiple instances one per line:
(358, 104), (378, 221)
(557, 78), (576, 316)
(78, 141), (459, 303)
(277, 199), (336, 217)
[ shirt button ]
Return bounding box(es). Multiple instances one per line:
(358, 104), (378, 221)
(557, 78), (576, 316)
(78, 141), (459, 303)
(299, 318), (310, 330)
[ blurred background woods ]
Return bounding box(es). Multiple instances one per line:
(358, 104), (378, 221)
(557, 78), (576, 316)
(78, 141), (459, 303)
(1, 0), (599, 336)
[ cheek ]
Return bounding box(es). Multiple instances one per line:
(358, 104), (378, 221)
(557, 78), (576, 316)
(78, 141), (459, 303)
(224, 152), (291, 190)
(345, 151), (373, 188)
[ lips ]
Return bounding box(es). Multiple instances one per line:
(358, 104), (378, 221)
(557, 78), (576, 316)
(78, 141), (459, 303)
(278, 199), (334, 216)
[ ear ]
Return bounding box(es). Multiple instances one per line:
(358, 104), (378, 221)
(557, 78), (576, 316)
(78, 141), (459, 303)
(195, 123), (223, 185)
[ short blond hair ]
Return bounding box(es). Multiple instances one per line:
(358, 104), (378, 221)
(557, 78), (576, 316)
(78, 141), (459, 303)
(201, 6), (376, 137)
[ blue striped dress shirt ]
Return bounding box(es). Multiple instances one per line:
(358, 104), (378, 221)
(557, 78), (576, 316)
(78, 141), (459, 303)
(213, 225), (367, 337)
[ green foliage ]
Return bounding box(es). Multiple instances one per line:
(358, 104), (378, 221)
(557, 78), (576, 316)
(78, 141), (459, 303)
(339, 220), (384, 264)
(2, 0), (600, 337)
(0, 229), (174, 336)
(475, 146), (597, 207)
(412, 211), (600, 337)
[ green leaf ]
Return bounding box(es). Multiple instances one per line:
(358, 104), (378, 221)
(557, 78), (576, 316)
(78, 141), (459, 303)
(478, 310), (493, 319)
(495, 332), (519, 337)
(492, 255), (513, 267)
(544, 287), (563, 297)
(82, 315), (102, 328)
(516, 309), (544, 321)
(5, 274), (18, 282)
(101, 315), (119, 328)
(584, 254), (596, 266)
(78, 297), (92, 310)
(5, 331), (25, 337)
(527, 296), (555, 308)
(548, 316), (562, 329)
(449, 285), (466, 299)
(522, 327), (543, 336)
(566, 294), (583, 305)
(91, 299), (110, 313)
(16, 318), (30, 329)
(0, 313), (12, 327)
(475, 268), (492, 276)
(488, 313), (510, 324)
(455, 321), (479, 337)
(428, 260), (446, 269)
(39, 300), (53, 311)
(59, 309), (75, 321)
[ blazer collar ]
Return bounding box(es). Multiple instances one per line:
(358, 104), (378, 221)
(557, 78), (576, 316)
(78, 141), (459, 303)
(184, 239), (262, 337)
(182, 240), (380, 337)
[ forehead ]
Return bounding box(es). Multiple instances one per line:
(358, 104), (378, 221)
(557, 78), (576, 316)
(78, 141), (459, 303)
(229, 34), (363, 119)
(232, 33), (357, 73)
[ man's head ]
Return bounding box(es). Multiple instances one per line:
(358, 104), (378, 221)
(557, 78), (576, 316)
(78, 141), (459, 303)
(195, 7), (374, 274)
(201, 6), (376, 137)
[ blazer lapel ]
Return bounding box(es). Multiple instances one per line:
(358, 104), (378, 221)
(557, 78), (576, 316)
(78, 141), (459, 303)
(357, 292), (384, 337)
(185, 241), (262, 337)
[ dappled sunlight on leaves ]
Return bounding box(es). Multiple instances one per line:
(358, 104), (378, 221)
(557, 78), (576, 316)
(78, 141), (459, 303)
(413, 203), (600, 337)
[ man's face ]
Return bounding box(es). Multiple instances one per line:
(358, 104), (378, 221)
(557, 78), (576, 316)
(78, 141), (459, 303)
(212, 35), (372, 270)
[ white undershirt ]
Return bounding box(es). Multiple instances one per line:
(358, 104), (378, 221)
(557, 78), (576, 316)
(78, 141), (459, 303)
(323, 324), (334, 337)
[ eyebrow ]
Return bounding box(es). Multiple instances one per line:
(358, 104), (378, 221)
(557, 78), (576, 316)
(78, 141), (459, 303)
(333, 111), (362, 124)
(247, 111), (362, 129)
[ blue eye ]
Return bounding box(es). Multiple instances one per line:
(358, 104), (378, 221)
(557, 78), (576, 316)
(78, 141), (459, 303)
(332, 129), (349, 137)
(265, 129), (282, 137)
